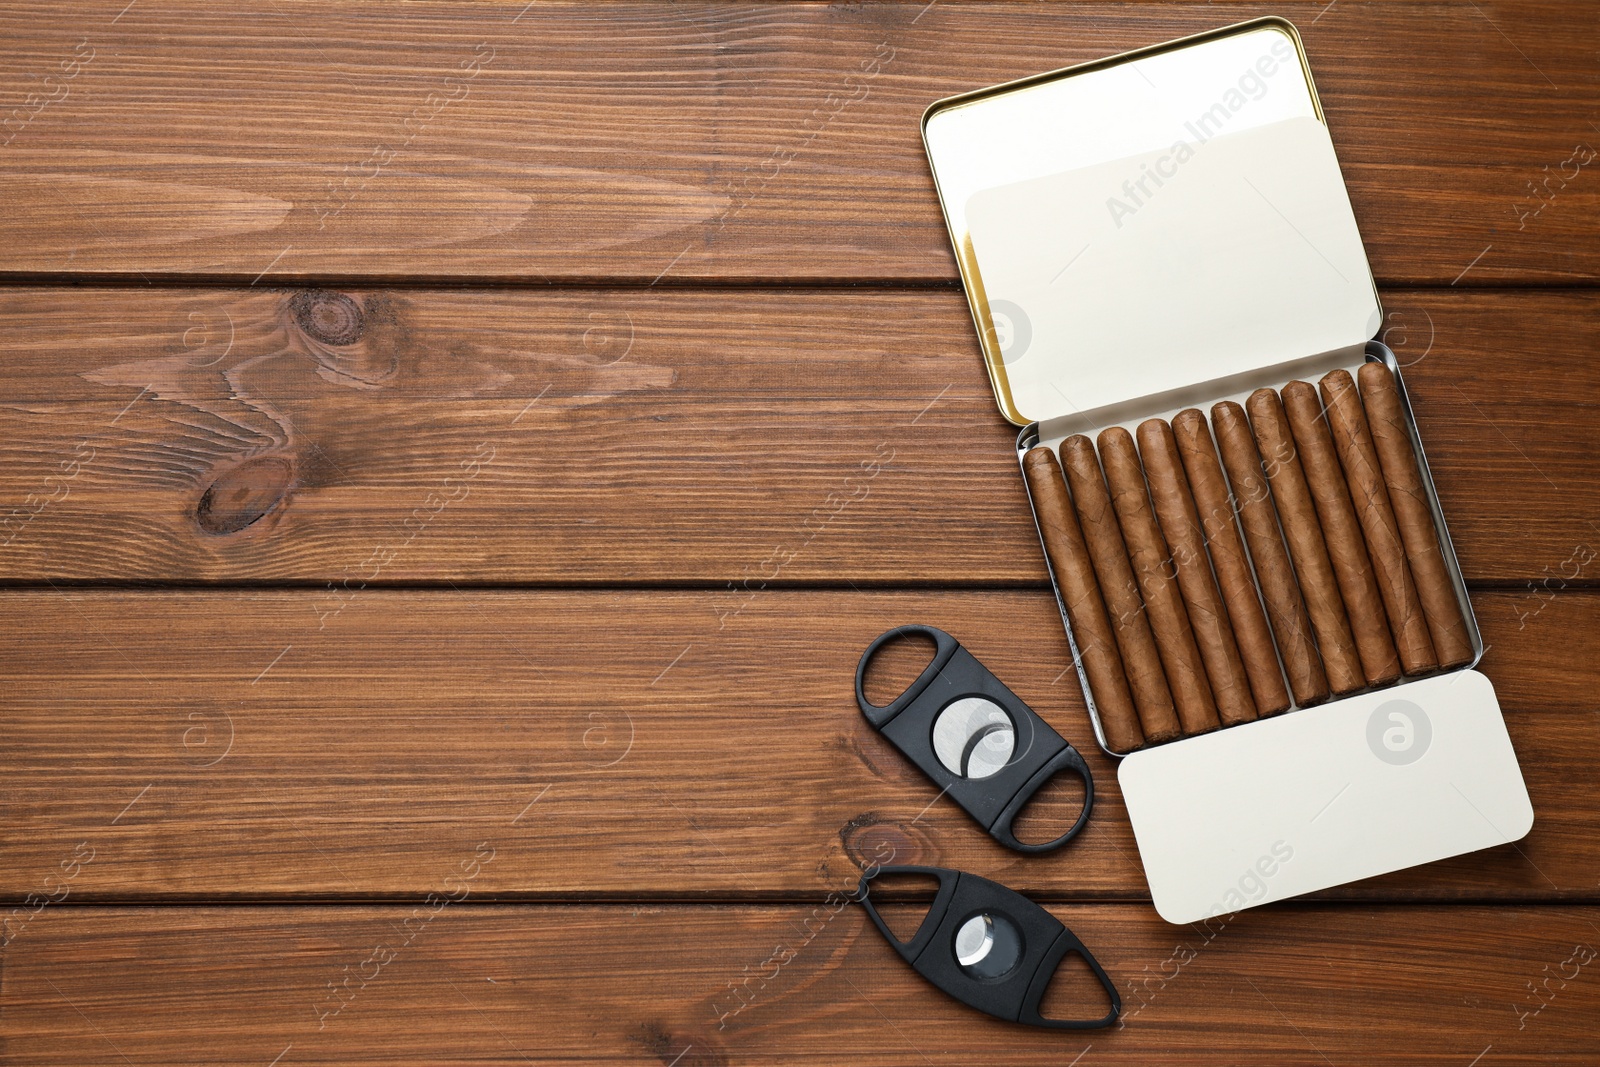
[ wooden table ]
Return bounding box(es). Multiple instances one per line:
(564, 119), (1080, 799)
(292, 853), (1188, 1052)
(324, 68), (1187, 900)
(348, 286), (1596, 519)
(2, 2), (1596, 1062)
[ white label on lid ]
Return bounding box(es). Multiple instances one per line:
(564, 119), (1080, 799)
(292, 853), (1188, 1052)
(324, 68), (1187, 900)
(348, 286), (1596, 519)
(1117, 671), (1534, 925)
(966, 115), (1381, 424)
(923, 25), (1318, 245)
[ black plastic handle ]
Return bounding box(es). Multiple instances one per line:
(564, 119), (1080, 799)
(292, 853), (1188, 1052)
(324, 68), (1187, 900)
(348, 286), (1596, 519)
(1019, 927), (1122, 1030)
(854, 863), (960, 962)
(991, 744), (1095, 853)
(854, 624), (960, 728)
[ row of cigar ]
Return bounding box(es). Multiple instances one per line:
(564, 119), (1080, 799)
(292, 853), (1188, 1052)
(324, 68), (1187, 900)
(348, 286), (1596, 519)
(1022, 362), (1474, 753)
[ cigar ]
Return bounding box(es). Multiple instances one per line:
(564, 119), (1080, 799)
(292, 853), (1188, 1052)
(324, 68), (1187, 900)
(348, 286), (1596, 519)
(1244, 389), (1365, 696)
(1097, 427), (1220, 735)
(1281, 381), (1402, 688)
(1022, 447), (1146, 753)
(1138, 419), (1258, 726)
(1321, 369), (1438, 676)
(1211, 402), (1330, 707)
(1357, 362), (1476, 668)
(1059, 436), (1183, 744)
(1172, 409), (1292, 716)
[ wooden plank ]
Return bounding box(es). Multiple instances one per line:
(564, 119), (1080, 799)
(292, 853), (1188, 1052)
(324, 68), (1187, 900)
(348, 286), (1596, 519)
(1, 587), (1592, 901)
(0, 287), (1595, 583)
(0, 2), (1594, 284)
(5, 903), (1598, 1063)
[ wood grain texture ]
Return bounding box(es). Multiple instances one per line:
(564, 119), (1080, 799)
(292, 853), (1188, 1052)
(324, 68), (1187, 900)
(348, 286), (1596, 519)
(5, 903), (1599, 1064)
(0, 287), (1595, 583)
(0, 2), (1594, 284)
(1, 588), (1594, 902)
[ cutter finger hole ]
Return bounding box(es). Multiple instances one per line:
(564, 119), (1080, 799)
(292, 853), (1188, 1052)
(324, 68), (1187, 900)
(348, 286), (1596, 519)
(860, 630), (938, 709)
(1009, 761), (1090, 846)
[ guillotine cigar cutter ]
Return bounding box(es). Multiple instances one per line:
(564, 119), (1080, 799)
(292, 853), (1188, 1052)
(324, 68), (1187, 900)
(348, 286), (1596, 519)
(856, 864), (1120, 1029)
(855, 625), (1094, 852)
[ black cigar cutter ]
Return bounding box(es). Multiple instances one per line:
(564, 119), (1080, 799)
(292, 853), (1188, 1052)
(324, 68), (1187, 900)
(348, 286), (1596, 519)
(855, 625), (1093, 852)
(856, 865), (1120, 1029)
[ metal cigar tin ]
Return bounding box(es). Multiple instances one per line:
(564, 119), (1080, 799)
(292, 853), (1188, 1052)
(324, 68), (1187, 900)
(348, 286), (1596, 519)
(919, 18), (1532, 924)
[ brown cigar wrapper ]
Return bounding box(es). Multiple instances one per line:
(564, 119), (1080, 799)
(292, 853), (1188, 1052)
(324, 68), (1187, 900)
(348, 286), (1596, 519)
(1022, 447), (1146, 753)
(1097, 427), (1221, 735)
(1281, 380), (1403, 687)
(1060, 436), (1183, 744)
(1321, 369), (1438, 676)
(1138, 419), (1258, 726)
(1358, 362), (1476, 668)
(1172, 409), (1292, 716)
(1244, 389), (1366, 696)
(1212, 402), (1331, 707)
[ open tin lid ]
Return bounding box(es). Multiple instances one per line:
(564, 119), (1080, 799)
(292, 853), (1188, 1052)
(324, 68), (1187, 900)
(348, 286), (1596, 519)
(923, 18), (1383, 426)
